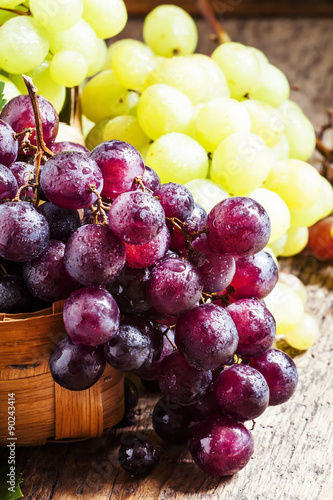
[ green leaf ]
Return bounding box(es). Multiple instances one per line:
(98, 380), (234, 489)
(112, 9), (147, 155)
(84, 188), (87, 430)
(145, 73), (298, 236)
(0, 81), (7, 113)
(0, 461), (23, 500)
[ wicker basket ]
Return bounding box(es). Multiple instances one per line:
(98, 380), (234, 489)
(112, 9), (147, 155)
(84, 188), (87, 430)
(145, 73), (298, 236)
(0, 300), (124, 447)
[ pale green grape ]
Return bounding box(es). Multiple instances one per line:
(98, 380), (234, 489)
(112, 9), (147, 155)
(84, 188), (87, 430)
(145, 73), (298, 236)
(30, 0), (82, 32)
(82, 0), (127, 39)
(81, 70), (138, 123)
(185, 178), (229, 213)
(49, 18), (99, 77)
(104, 39), (147, 71)
(284, 313), (319, 350)
(0, 0), (23, 7)
(264, 159), (322, 210)
(211, 132), (273, 195)
(81, 115), (95, 139)
(137, 84), (194, 141)
(146, 133), (208, 184)
(143, 5), (197, 57)
(140, 144), (150, 162)
(270, 133), (289, 161)
(85, 117), (110, 150)
(242, 99), (284, 148)
(10, 60), (65, 113)
(103, 116), (150, 152)
(246, 187), (290, 244)
(112, 43), (155, 92)
(50, 50), (88, 88)
(0, 17), (49, 74)
(211, 42), (261, 100)
(195, 98), (251, 153)
(250, 64), (290, 108)
(267, 233), (287, 257)
(278, 272), (307, 304)
(145, 55), (229, 105)
(88, 39), (107, 77)
(0, 75), (20, 102)
(280, 226), (309, 257)
(278, 100), (316, 161)
(265, 283), (304, 335)
(248, 46), (269, 68)
(290, 176), (333, 228)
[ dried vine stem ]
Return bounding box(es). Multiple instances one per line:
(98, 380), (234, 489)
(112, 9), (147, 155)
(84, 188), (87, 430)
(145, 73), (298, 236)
(197, 0), (231, 44)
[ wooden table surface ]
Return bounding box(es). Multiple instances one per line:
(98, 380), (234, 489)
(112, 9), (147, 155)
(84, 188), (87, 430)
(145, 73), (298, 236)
(2, 17), (333, 500)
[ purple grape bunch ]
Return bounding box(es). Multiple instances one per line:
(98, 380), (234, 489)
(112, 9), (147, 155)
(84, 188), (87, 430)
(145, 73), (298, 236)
(0, 91), (299, 479)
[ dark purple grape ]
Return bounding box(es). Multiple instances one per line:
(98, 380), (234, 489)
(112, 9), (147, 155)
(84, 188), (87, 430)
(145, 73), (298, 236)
(0, 164), (18, 202)
(50, 141), (89, 155)
(1, 95), (59, 151)
(190, 415), (254, 476)
(125, 316), (163, 370)
(175, 303), (238, 370)
(37, 202), (80, 243)
(8, 161), (34, 199)
(169, 202), (207, 252)
(188, 235), (235, 293)
(229, 251), (278, 300)
(118, 439), (156, 477)
(0, 119), (18, 167)
(23, 240), (80, 303)
(207, 197), (271, 257)
(0, 275), (34, 313)
(125, 223), (170, 269)
(64, 224), (126, 286)
(124, 377), (139, 410)
(131, 165), (161, 192)
(159, 351), (212, 406)
(146, 257), (203, 317)
(108, 191), (165, 245)
(108, 266), (152, 315)
(152, 396), (193, 444)
(0, 201), (49, 262)
(49, 336), (105, 391)
(90, 140), (144, 200)
(227, 298), (276, 357)
(154, 182), (194, 221)
(250, 349), (298, 406)
(136, 327), (175, 380)
(188, 390), (222, 423)
(40, 152), (103, 209)
(214, 364), (269, 421)
(104, 324), (152, 371)
(63, 287), (120, 346)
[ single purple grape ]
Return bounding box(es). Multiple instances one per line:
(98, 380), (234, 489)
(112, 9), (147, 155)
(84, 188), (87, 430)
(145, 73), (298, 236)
(63, 287), (120, 346)
(125, 223), (170, 269)
(90, 140), (144, 200)
(154, 182), (194, 221)
(229, 251), (278, 300)
(64, 224), (126, 286)
(250, 349), (298, 406)
(49, 336), (106, 391)
(169, 202), (207, 252)
(190, 415), (254, 476)
(214, 364), (269, 421)
(0, 275), (34, 313)
(136, 327), (175, 380)
(50, 141), (89, 155)
(37, 202), (81, 243)
(118, 439), (157, 477)
(227, 298), (276, 358)
(104, 324), (152, 371)
(152, 396), (193, 444)
(207, 197), (271, 257)
(1, 95), (59, 152)
(131, 165), (161, 192)
(146, 257), (203, 317)
(8, 161), (34, 199)
(40, 152), (103, 209)
(0, 164), (18, 202)
(108, 191), (165, 245)
(0, 119), (18, 167)
(0, 201), (49, 262)
(108, 266), (152, 315)
(159, 351), (212, 406)
(188, 235), (235, 293)
(23, 240), (80, 303)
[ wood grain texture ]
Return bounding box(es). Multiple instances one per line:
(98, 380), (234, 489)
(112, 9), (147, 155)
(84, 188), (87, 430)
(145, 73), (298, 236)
(1, 17), (333, 500)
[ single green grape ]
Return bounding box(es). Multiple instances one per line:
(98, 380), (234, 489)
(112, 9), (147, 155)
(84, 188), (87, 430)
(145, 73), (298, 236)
(250, 64), (290, 108)
(0, 75), (20, 102)
(85, 117), (111, 150)
(0, 17), (49, 74)
(264, 159), (322, 210)
(50, 50), (88, 88)
(88, 39), (107, 77)
(104, 39), (147, 71)
(290, 176), (333, 228)
(278, 272), (307, 305)
(137, 83), (194, 140)
(267, 233), (288, 257)
(248, 46), (269, 68)
(280, 226), (309, 257)
(146, 133), (208, 184)
(30, 0), (82, 32)
(270, 133), (290, 161)
(211, 42), (261, 100)
(242, 99), (284, 148)
(112, 43), (155, 92)
(210, 132), (273, 195)
(195, 98), (251, 153)
(0, 0), (23, 7)
(284, 313), (319, 350)
(82, 0), (127, 39)
(103, 116), (150, 152)
(185, 178), (229, 213)
(246, 187), (290, 244)
(278, 99), (316, 161)
(265, 283), (304, 336)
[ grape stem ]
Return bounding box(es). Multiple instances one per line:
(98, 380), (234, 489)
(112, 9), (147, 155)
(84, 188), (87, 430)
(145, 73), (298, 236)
(89, 185), (108, 225)
(163, 327), (178, 351)
(202, 286), (235, 307)
(197, 0), (231, 44)
(12, 169), (36, 202)
(0, 263), (7, 277)
(134, 175), (146, 192)
(0, 7), (31, 16)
